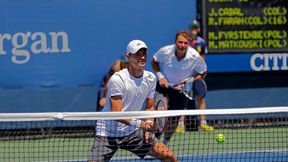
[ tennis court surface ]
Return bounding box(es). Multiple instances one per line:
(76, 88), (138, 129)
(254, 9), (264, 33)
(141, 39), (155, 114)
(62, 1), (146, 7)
(0, 107), (287, 162)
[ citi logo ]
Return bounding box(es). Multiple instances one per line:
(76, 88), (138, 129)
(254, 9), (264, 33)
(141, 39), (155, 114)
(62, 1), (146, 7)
(250, 53), (288, 71)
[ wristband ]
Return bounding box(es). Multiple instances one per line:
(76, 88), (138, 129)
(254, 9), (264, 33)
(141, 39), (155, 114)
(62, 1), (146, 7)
(131, 119), (141, 128)
(156, 72), (165, 80)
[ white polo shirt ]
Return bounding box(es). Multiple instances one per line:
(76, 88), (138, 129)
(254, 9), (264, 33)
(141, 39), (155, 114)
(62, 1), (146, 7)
(153, 44), (207, 85)
(96, 68), (156, 137)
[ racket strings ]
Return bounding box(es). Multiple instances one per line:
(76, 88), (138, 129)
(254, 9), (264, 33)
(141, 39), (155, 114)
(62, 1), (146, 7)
(155, 118), (165, 133)
(154, 99), (167, 133)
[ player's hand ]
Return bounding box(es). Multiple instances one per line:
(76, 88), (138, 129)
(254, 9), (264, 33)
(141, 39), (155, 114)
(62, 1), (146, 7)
(174, 83), (184, 91)
(159, 78), (169, 88)
(144, 131), (156, 144)
(174, 77), (194, 91)
(140, 120), (154, 132)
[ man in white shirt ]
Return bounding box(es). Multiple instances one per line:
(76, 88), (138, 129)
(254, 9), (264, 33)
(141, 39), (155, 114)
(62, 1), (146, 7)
(151, 30), (208, 145)
(89, 40), (177, 162)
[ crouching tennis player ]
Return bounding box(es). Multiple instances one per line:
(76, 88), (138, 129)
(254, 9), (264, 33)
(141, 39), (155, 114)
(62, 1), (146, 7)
(88, 40), (177, 162)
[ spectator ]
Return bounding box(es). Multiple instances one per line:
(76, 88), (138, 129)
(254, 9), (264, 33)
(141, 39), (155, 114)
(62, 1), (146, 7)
(96, 54), (128, 111)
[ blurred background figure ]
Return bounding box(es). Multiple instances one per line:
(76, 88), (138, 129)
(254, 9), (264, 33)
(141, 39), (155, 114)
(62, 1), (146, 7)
(96, 54), (129, 111)
(189, 20), (207, 60)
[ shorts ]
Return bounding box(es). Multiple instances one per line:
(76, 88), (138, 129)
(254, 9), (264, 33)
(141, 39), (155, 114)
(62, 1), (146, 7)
(88, 129), (157, 162)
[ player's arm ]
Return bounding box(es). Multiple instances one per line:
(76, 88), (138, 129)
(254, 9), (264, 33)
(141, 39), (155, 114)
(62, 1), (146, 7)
(110, 95), (132, 125)
(151, 58), (168, 88)
(108, 74), (134, 125)
(110, 95), (153, 131)
(194, 72), (207, 80)
(110, 95), (137, 125)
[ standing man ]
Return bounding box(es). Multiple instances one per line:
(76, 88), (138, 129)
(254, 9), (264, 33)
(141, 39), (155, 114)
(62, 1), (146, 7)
(89, 40), (177, 162)
(189, 20), (214, 132)
(151, 30), (208, 145)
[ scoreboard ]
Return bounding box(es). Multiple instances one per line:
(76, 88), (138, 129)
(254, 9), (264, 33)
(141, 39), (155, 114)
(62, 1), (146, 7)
(203, 0), (288, 53)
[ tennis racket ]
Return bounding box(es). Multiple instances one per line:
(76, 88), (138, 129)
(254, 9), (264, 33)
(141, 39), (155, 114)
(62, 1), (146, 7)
(172, 78), (207, 100)
(153, 98), (168, 133)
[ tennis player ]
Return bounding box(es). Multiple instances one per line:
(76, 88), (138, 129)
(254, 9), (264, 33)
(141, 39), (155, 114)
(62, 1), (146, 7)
(89, 40), (177, 162)
(96, 54), (129, 110)
(151, 30), (207, 145)
(188, 20), (214, 132)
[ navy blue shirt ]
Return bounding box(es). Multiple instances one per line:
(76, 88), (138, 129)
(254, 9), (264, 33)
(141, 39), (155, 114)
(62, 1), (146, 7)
(191, 36), (207, 57)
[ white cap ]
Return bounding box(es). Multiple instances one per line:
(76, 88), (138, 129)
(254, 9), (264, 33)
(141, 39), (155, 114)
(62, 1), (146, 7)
(127, 40), (148, 54)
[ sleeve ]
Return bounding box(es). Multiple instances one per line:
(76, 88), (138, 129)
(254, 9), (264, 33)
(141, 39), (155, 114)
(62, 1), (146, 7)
(147, 73), (156, 99)
(108, 73), (125, 97)
(153, 45), (170, 63)
(195, 56), (207, 74)
(153, 49), (163, 62)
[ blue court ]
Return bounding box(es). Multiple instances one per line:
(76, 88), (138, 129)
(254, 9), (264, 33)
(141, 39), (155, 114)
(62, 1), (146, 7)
(110, 151), (288, 162)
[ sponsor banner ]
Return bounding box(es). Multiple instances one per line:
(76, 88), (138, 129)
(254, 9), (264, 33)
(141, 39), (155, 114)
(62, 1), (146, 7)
(207, 53), (288, 72)
(0, 0), (197, 86)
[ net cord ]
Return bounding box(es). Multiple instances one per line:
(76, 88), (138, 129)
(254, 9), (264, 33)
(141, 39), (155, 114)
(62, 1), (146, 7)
(0, 106), (287, 122)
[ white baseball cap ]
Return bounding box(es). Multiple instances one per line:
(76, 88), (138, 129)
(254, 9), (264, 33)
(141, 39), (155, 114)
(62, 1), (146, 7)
(127, 40), (148, 54)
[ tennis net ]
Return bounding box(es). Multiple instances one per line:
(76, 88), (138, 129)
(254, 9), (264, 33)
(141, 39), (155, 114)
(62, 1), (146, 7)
(0, 106), (287, 162)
